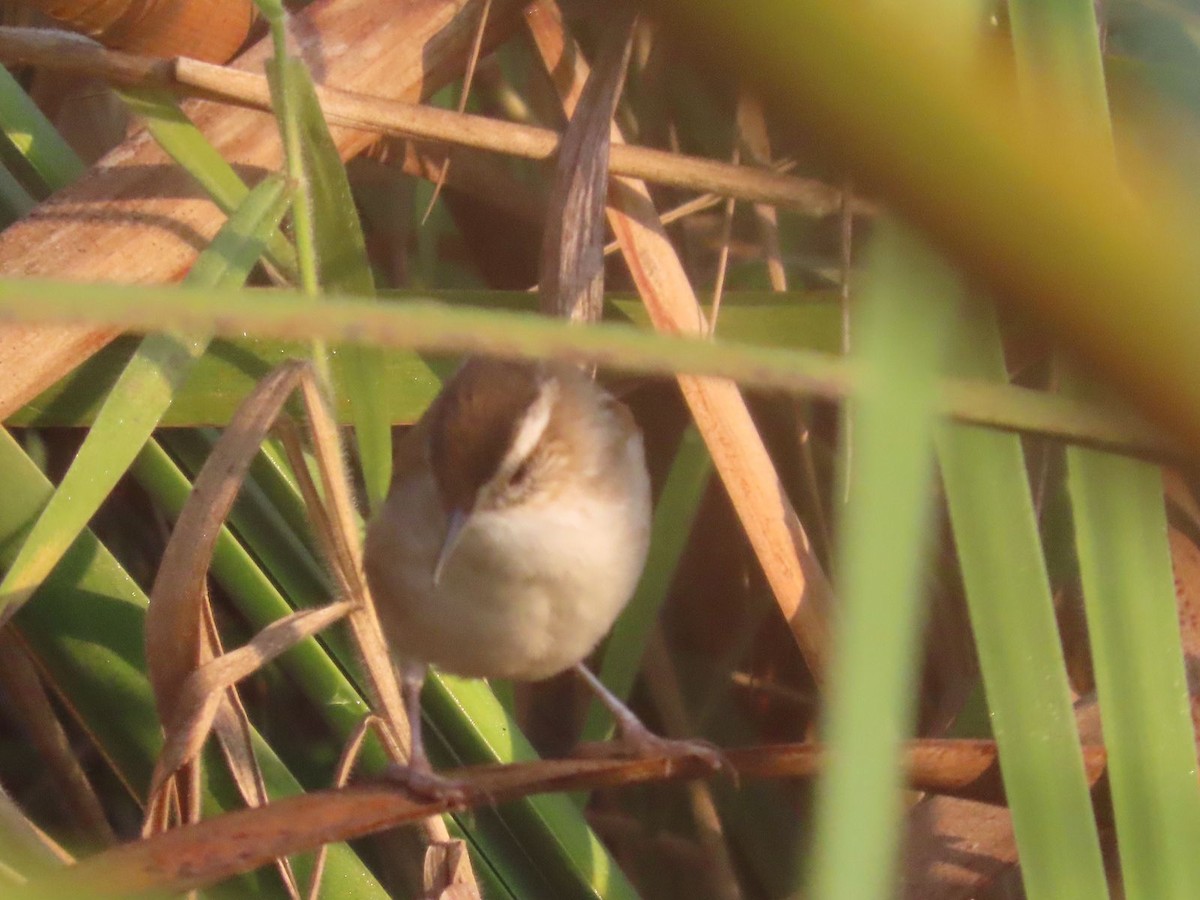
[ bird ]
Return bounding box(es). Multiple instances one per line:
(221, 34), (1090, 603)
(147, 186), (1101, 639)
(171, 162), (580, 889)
(363, 356), (719, 793)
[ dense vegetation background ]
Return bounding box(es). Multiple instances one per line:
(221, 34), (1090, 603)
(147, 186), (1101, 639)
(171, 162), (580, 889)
(1, 1), (1199, 898)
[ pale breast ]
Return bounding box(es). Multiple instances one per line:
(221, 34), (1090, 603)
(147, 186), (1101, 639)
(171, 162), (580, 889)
(366, 434), (651, 681)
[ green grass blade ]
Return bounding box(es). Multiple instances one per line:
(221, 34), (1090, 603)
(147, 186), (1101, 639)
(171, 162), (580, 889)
(1007, 2), (1200, 895)
(0, 175), (289, 622)
(118, 88), (249, 212)
(1008, 0), (1113, 143)
(936, 304), (1109, 900)
(582, 424), (712, 742)
(0, 65), (85, 189)
(8, 291), (841, 427)
(1068, 450), (1200, 897)
(265, 52), (394, 510)
(807, 226), (954, 900)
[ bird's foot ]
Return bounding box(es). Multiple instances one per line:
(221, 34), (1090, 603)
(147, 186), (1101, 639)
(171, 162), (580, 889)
(383, 761), (471, 804)
(570, 662), (733, 779)
(576, 724), (732, 778)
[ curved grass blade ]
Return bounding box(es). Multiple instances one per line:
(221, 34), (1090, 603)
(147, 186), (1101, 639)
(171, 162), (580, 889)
(0, 175), (289, 624)
(117, 87), (298, 278)
(807, 227), (955, 900)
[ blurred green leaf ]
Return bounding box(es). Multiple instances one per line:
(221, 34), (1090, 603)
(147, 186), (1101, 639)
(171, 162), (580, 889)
(646, 0), (1200, 456)
(8, 292), (841, 427)
(1009, 2), (1200, 896)
(808, 226), (955, 900)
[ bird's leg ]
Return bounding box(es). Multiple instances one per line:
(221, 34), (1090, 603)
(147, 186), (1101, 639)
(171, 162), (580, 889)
(384, 660), (469, 801)
(402, 659), (433, 772)
(573, 663), (727, 773)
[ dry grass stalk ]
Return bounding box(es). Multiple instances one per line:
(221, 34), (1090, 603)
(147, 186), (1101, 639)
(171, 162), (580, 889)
(0, 0), (525, 418)
(735, 91), (788, 293)
(643, 631), (743, 900)
(707, 142), (738, 334)
(421, 0), (493, 224)
(305, 714), (404, 900)
(33, 738), (1111, 898)
(0, 26), (852, 216)
(524, 0), (836, 677)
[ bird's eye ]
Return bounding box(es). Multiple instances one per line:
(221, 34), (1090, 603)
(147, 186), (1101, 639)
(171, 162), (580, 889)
(510, 457), (533, 487)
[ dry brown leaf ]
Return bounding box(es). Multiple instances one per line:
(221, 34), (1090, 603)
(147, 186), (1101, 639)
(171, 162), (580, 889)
(423, 840), (475, 900)
(291, 378), (411, 755)
(26, 0), (254, 63)
(537, 4), (634, 323)
(525, 0), (835, 676)
(901, 795), (1020, 899)
(0, 0), (526, 418)
(148, 602), (355, 804)
(142, 361), (308, 856)
(145, 362), (307, 730)
(734, 91), (787, 293)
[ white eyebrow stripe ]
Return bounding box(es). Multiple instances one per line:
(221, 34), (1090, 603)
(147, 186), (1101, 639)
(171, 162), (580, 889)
(503, 378), (557, 472)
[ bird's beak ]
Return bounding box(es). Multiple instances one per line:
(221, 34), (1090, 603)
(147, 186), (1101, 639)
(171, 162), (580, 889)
(432, 508), (469, 587)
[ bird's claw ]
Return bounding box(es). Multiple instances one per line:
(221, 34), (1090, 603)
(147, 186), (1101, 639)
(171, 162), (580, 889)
(576, 731), (735, 782)
(383, 762), (471, 804)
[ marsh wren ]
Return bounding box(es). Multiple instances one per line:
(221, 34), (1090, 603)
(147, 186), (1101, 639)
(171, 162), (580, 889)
(364, 357), (718, 790)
